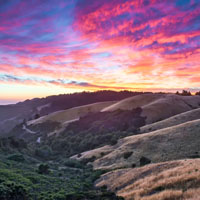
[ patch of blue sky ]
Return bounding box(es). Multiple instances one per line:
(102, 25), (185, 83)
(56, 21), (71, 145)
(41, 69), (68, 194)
(92, 52), (112, 59)
(36, 33), (56, 42)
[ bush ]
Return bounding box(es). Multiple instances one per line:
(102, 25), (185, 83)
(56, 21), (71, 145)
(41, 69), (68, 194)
(35, 146), (52, 159)
(123, 152), (133, 159)
(110, 138), (118, 146)
(140, 156), (151, 166)
(81, 156), (96, 164)
(9, 137), (27, 149)
(131, 163), (136, 168)
(64, 159), (84, 169)
(0, 181), (29, 200)
(34, 114), (40, 119)
(38, 164), (50, 174)
(7, 154), (25, 162)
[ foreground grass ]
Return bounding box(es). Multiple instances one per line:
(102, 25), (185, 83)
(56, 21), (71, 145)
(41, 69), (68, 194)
(96, 159), (200, 200)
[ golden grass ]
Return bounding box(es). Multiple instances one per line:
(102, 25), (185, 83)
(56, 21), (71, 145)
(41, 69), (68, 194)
(141, 108), (200, 134)
(28, 101), (116, 126)
(96, 159), (200, 200)
(102, 93), (200, 124)
(82, 118), (200, 170)
(102, 93), (165, 112)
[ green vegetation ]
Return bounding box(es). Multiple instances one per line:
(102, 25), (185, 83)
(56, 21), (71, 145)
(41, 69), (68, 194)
(46, 130), (135, 158)
(0, 137), (124, 200)
(37, 164), (50, 174)
(38, 108), (145, 158)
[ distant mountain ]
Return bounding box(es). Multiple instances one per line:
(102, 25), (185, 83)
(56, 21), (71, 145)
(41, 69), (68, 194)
(0, 90), (142, 134)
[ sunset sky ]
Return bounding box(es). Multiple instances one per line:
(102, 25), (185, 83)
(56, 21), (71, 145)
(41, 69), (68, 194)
(0, 0), (200, 104)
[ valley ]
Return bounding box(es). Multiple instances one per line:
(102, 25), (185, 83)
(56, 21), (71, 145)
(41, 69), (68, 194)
(0, 91), (200, 200)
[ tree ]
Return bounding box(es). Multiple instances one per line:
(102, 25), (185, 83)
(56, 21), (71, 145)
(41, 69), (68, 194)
(181, 90), (191, 96)
(38, 164), (50, 174)
(195, 91), (200, 96)
(34, 114), (40, 119)
(176, 90), (191, 96)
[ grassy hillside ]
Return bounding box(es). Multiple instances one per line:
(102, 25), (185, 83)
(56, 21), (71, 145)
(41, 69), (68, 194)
(102, 94), (200, 124)
(28, 101), (116, 127)
(2, 92), (200, 200)
(74, 118), (200, 170)
(0, 90), (140, 134)
(140, 107), (200, 133)
(38, 107), (145, 158)
(96, 159), (200, 200)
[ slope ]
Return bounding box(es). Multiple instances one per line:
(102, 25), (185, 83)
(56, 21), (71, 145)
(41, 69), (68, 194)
(28, 101), (116, 127)
(102, 93), (200, 124)
(141, 107), (200, 133)
(95, 159), (200, 200)
(73, 119), (200, 170)
(0, 90), (138, 134)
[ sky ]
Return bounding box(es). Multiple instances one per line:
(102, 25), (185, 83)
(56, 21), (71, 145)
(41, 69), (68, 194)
(0, 0), (200, 104)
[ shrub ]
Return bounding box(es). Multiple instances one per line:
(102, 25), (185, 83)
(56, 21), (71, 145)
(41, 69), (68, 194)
(0, 181), (29, 200)
(64, 159), (84, 169)
(131, 163), (136, 168)
(35, 146), (52, 159)
(81, 156), (96, 164)
(123, 151), (133, 159)
(110, 138), (118, 146)
(38, 164), (50, 174)
(9, 137), (27, 149)
(34, 114), (40, 119)
(140, 156), (151, 166)
(100, 152), (105, 157)
(7, 154), (25, 162)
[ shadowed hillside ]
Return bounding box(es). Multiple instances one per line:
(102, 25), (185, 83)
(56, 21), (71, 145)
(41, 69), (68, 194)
(28, 101), (116, 127)
(0, 91), (141, 134)
(74, 118), (200, 170)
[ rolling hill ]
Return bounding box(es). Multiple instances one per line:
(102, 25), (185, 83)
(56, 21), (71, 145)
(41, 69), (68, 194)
(73, 118), (200, 170)
(140, 107), (200, 133)
(0, 90), (138, 134)
(1, 91), (200, 200)
(22, 93), (200, 141)
(27, 101), (116, 127)
(102, 93), (200, 124)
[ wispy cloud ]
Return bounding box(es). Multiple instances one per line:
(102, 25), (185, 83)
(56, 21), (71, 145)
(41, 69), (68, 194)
(0, 0), (200, 102)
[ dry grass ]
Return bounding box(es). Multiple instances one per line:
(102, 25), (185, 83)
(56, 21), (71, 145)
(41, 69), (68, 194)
(71, 145), (114, 160)
(141, 108), (200, 134)
(28, 101), (116, 126)
(78, 119), (200, 170)
(96, 159), (200, 200)
(102, 93), (165, 112)
(102, 93), (200, 124)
